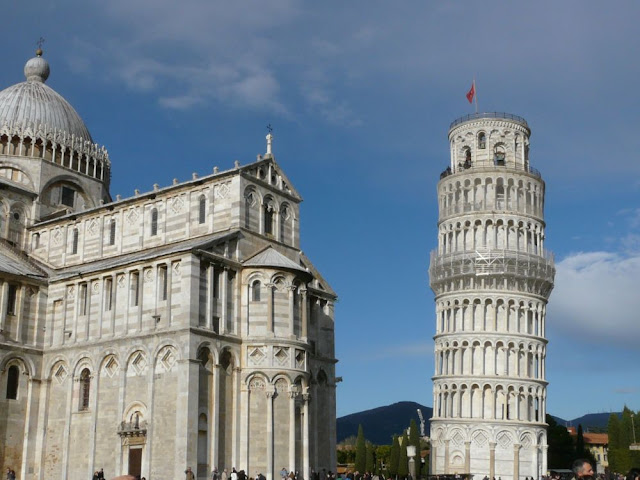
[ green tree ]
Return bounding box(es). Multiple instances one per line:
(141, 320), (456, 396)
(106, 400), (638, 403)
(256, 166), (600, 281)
(409, 419), (421, 476)
(376, 445), (392, 474)
(546, 414), (574, 469)
(389, 435), (400, 477)
(398, 432), (409, 478)
(355, 424), (367, 473)
(366, 442), (376, 473)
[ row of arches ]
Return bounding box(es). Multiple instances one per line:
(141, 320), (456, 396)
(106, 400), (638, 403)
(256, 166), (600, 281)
(438, 218), (545, 256)
(431, 425), (543, 449)
(0, 131), (109, 182)
(440, 174), (543, 219)
(450, 126), (530, 172)
(433, 382), (546, 422)
(245, 186), (295, 246)
(434, 339), (546, 380)
(436, 298), (546, 336)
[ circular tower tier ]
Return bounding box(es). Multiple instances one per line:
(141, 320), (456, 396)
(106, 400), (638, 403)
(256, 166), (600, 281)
(429, 113), (555, 480)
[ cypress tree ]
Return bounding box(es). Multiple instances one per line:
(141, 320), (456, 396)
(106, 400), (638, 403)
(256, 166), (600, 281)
(398, 432), (409, 478)
(366, 442), (376, 473)
(409, 419), (421, 476)
(389, 435), (400, 477)
(355, 424), (367, 473)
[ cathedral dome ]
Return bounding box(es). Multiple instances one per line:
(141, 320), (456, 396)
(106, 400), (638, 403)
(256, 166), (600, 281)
(0, 50), (93, 142)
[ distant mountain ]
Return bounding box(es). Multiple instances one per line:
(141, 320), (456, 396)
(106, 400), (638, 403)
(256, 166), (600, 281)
(553, 412), (621, 431)
(337, 401), (432, 445)
(338, 403), (621, 445)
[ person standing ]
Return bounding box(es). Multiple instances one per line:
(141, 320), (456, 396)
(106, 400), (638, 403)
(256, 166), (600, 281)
(570, 459), (594, 480)
(186, 466), (196, 480)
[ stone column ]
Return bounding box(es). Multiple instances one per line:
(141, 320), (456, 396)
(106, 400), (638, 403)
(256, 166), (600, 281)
(301, 289), (308, 340)
(288, 286), (296, 338)
(20, 376), (36, 478)
(166, 262), (173, 326)
(464, 441), (471, 473)
(429, 444), (437, 475)
(207, 264), (215, 330)
(302, 393), (310, 480)
(444, 439), (450, 474)
(0, 281), (8, 335)
(211, 364), (220, 471)
(266, 386), (276, 480)
(232, 366), (241, 468)
(14, 285), (25, 342)
(221, 267), (228, 334)
(289, 390), (298, 472)
(266, 283), (275, 335)
(541, 444), (548, 480)
(35, 378), (51, 480)
(489, 442), (497, 480)
(514, 444), (521, 480)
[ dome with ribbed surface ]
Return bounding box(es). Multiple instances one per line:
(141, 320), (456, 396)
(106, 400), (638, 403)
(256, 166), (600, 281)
(0, 50), (93, 142)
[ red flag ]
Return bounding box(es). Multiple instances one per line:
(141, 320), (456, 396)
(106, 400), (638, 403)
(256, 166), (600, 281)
(466, 82), (475, 104)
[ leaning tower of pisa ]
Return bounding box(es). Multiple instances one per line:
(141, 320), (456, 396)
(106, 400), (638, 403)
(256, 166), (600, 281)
(428, 113), (555, 480)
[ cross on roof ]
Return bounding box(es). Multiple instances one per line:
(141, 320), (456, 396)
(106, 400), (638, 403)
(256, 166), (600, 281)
(36, 37), (45, 49)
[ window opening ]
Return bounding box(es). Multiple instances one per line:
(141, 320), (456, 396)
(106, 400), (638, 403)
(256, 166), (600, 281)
(264, 203), (274, 235)
(150, 208), (158, 236)
(198, 195), (206, 224)
(61, 186), (75, 207)
(79, 368), (90, 410)
(6, 285), (17, 315)
(478, 132), (486, 149)
(79, 283), (88, 315)
(131, 272), (140, 307)
(104, 278), (113, 311)
(72, 228), (79, 254)
(6, 365), (19, 399)
(251, 280), (261, 302)
(109, 220), (116, 246)
(159, 265), (168, 301)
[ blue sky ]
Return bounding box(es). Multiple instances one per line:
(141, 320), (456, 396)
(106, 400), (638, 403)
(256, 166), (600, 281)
(4, 1), (640, 422)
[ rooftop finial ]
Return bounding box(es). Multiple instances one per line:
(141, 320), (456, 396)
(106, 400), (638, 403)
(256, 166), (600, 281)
(25, 40), (50, 83)
(266, 124), (273, 156)
(36, 37), (45, 57)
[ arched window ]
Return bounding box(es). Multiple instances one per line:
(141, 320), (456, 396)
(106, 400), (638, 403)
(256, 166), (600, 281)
(198, 195), (206, 224)
(72, 228), (79, 254)
(150, 208), (158, 236)
(109, 219), (116, 246)
(494, 144), (506, 166)
(251, 280), (261, 302)
(264, 202), (274, 235)
(6, 365), (19, 399)
(80, 368), (91, 410)
(462, 147), (472, 169)
(478, 132), (486, 149)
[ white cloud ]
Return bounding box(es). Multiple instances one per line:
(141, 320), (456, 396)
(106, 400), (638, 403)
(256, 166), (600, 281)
(549, 251), (640, 347)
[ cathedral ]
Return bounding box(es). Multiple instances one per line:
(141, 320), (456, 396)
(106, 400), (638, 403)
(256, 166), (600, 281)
(0, 49), (337, 480)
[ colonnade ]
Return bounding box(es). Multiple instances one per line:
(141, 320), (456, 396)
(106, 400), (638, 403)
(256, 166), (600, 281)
(433, 383), (545, 423)
(0, 130), (109, 181)
(439, 176), (543, 219)
(436, 298), (546, 335)
(439, 218), (545, 256)
(434, 340), (546, 380)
